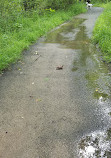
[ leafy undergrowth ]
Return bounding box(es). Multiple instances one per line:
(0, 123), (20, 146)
(0, 3), (86, 72)
(92, 2), (111, 63)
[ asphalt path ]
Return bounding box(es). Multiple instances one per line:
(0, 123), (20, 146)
(0, 7), (111, 158)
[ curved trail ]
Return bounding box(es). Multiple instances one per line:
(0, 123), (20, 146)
(0, 7), (111, 158)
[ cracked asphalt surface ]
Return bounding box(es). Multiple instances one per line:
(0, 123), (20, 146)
(0, 7), (111, 158)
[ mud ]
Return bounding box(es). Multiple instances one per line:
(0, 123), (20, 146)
(0, 7), (111, 158)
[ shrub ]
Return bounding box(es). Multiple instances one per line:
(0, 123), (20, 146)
(92, 2), (111, 62)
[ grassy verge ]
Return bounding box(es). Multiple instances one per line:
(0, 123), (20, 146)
(92, 2), (111, 62)
(0, 3), (86, 71)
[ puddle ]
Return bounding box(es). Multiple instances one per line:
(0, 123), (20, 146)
(85, 72), (99, 82)
(71, 66), (78, 72)
(93, 90), (108, 101)
(44, 16), (111, 157)
(0, 7), (111, 158)
(79, 128), (111, 158)
(45, 18), (86, 49)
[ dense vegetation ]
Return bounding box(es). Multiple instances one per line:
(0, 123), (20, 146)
(1, 0), (111, 72)
(92, 2), (111, 62)
(0, 0), (86, 71)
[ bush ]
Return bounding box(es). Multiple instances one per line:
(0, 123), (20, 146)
(0, 1), (86, 71)
(92, 2), (111, 62)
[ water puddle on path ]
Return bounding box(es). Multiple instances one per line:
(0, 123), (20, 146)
(44, 17), (111, 157)
(79, 128), (111, 158)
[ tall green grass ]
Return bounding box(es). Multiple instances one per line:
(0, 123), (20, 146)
(92, 2), (111, 62)
(0, 3), (86, 71)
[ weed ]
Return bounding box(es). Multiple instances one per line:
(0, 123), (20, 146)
(92, 2), (111, 63)
(0, 2), (86, 71)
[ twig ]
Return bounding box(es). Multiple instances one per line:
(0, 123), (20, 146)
(35, 55), (41, 61)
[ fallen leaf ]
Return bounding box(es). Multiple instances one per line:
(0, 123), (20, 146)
(56, 65), (63, 70)
(36, 99), (41, 102)
(29, 95), (33, 98)
(45, 78), (49, 81)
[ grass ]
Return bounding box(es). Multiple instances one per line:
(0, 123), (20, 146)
(92, 2), (111, 62)
(0, 2), (86, 72)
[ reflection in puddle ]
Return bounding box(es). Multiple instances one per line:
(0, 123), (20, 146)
(71, 66), (78, 72)
(79, 128), (111, 158)
(94, 90), (108, 101)
(44, 17), (111, 157)
(45, 18), (87, 49)
(85, 72), (99, 82)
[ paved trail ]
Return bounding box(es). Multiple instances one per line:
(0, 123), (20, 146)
(0, 7), (111, 158)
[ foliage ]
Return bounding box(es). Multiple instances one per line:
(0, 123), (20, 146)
(92, 0), (111, 3)
(92, 2), (111, 62)
(46, 0), (74, 9)
(0, 2), (86, 71)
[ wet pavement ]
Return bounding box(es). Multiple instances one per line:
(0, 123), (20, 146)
(0, 7), (111, 158)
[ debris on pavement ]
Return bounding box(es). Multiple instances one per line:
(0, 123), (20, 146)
(56, 65), (63, 70)
(35, 55), (41, 61)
